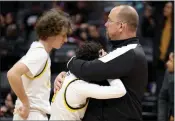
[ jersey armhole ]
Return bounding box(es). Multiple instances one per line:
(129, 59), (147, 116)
(63, 79), (89, 112)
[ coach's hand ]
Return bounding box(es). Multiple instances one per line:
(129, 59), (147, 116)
(54, 71), (66, 93)
(18, 103), (30, 120)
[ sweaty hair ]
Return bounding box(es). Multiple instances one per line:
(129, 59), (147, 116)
(35, 8), (72, 40)
(117, 5), (139, 31)
(76, 41), (103, 61)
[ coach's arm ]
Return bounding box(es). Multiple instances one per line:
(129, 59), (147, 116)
(67, 50), (135, 82)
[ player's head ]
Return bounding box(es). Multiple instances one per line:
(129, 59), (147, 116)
(76, 41), (105, 61)
(35, 8), (72, 49)
(105, 5), (139, 40)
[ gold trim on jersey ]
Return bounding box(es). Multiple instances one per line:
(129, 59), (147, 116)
(63, 79), (89, 112)
(24, 59), (48, 80)
(52, 90), (59, 103)
(51, 76), (66, 103)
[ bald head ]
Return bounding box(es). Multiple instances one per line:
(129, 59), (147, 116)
(112, 5), (139, 31)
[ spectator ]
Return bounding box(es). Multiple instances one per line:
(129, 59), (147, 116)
(0, 13), (19, 56)
(0, 14), (7, 56)
(23, 2), (42, 40)
(5, 12), (19, 39)
(0, 14), (6, 37)
(78, 23), (89, 41)
(5, 13), (15, 26)
(0, 92), (17, 118)
(5, 24), (18, 40)
(141, 4), (155, 38)
(71, 23), (89, 46)
(52, 1), (65, 11)
(79, 30), (88, 42)
(74, 1), (89, 22)
(88, 24), (108, 51)
(158, 52), (174, 121)
(153, 1), (174, 94)
(4, 24), (20, 55)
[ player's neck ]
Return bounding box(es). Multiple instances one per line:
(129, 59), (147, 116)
(39, 40), (52, 53)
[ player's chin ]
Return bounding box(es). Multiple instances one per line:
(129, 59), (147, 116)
(54, 44), (64, 49)
(55, 46), (61, 49)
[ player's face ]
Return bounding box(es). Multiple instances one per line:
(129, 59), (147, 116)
(52, 32), (68, 49)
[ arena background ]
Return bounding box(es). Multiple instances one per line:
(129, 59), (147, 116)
(0, 1), (174, 121)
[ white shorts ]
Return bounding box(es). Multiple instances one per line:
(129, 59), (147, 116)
(13, 111), (48, 120)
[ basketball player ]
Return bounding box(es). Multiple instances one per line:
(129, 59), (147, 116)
(7, 9), (71, 120)
(50, 41), (126, 120)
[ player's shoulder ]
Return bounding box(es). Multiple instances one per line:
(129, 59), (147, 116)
(64, 72), (86, 84)
(26, 41), (48, 58)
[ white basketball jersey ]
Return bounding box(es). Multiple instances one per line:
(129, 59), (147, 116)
(15, 42), (51, 114)
(50, 72), (88, 120)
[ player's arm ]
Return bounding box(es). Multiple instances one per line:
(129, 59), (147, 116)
(7, 62), (30, 106)
(69, 79), (126, 99)
(7, 48), (47, 105)
(67, 49), (135, 82)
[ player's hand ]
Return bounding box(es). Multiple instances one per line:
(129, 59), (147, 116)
(18, 103), (30, 120)
(54, 71), (66, 93)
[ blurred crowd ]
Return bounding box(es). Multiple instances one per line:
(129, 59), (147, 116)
(0, 1), (108, 58)
(0, 90), (17, 119)
(0, 1), (174, 121)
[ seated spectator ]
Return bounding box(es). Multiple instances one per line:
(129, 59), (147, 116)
(23, 2), (42, 40)
(0, 14), (8, 56)
(99, 11), (109, 39)
(158, 52), (174, 121)
(3, 24), (18, 55)
(5, 12), (18, 35)
(0, 13), (19, 56)
(78, 23), (89, 42)
(52, 1), (65, 11)
(88, 24), (108, 51)
(5, 12), (15, 26)
(0, 14), (6, 37)
(4, 12), (20, 42)
(70, 23), (89, 46)
(5, 24), (18, 41)
(0, 92), (17, 118)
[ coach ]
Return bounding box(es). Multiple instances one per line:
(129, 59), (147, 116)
(66, 5), (148, 121)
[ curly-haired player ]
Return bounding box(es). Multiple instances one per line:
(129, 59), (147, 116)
(7, 8), (71, 120)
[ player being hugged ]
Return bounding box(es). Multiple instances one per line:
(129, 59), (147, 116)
(50, 41), (127, 120)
